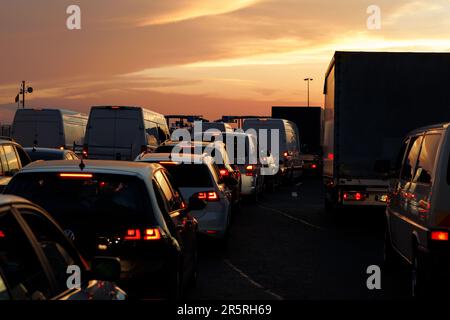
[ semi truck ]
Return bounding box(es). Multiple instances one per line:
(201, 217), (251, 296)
(323, 51), (450, 210)
(272, 106), (322, 174)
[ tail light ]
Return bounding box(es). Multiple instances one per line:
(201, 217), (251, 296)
(245, 165), (255, 176)
(82, 145), (88, 158)
(431, 231), (448, 241)
(219, 169), (229, 177)
(343, 192), (366, 201)
(124, 228), (161, 241)
(283, 151), (289, 158)
(194, 191), (219, 201)
(59, 173), (93, 179)
(311, 164), (317, 169)
(0, 230), (5, 238)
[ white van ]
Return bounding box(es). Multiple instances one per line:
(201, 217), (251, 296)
(385, 122), (450, 297)
(11, 108), (88, 149)
(84, 106), (169, 160)
(243, 118), (302, 179)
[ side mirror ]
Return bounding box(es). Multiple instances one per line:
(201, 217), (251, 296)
(223, 176), (238, 186)
(90, 256), (121, 282)
(188, 196), (207, 211)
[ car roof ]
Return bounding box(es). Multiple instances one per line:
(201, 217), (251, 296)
(24, 147), (68, 154)
(406, 122), (450, 136)
(19, 160), (162, 178)
(0, 194), (34, 207)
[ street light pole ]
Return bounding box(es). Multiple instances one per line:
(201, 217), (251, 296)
(304, 78), (313, 107)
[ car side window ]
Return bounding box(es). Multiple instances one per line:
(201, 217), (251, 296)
(2, 145), (20, 175)
(20, 210), (82, 296)
(0, 271), (10, 300)
(0, 210), (52, 300)
(160, 170), (184, 211)
(14, 146), (30, 167)
(154, 170), (179, 212)
(152, 180), (178, 237)
(400, 135), (423, 181)
(0, 147), (11, 176)
(413, 134), (442, 185)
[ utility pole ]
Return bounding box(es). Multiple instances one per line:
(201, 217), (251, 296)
(304, 78), (313, 107)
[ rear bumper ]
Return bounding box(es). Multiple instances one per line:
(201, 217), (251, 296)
(190, 207), (230, 237)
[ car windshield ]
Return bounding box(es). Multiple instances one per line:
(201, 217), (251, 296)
(5, 172), (155, 230)
(162, 164), (213, 188)
(26, 151), (64, 161)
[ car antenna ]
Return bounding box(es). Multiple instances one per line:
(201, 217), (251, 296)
(32, 139), (37, 152)
(79, 153), (86, 171)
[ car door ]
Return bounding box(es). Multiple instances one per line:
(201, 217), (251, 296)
(0, 207), (54, 300)
(407, 132), (442, 244)
(153, 170), (195, 280)
(390, 134), (423, 260)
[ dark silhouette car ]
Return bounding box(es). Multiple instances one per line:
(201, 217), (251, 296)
(0, 194), (126, 300)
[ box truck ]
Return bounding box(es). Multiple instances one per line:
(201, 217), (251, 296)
(272, 106), (322, 174)
(323, 51), (450, 210)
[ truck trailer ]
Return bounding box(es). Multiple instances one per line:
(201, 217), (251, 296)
(323, 51), (450, 209)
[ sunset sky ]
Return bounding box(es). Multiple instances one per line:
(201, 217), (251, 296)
(1, 0), (450, 122)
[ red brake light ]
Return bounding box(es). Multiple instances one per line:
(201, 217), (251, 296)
(0, 231), (5, 238)
(343, 192), (365, 201)
(219, 169), (229, 176)
(111, 106), (121, 109)
(328, 153), (334, 160)
(311, 164), (317, 169)
(124, 229), (141, 240)
(245, 165), (255, 176)
(59, 173), (93, 179)
(195, 191), (219, 201)
(431, 231), (448, 241)
(144, 228), (161, 241)
(355, 192), (362, 201)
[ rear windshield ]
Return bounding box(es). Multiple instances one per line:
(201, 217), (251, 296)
(27, 151), (64, 161)
(163, 164), (213, 188)
(5, 173), (155, 229)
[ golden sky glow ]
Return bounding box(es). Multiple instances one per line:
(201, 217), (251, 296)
(1, 0), (450, 121)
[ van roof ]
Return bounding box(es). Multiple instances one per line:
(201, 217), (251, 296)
(406, 122), (450, 135)
(15, 108), (87, 117)
(19, 160), (161, 179)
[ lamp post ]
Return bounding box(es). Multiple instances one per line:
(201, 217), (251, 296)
(15, 81), (33, 108)
(304, 78), (313, 107)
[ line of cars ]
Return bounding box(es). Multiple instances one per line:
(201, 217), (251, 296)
(0, 106), (304, 300)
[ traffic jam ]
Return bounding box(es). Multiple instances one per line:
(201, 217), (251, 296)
(1, 1), (450, 310)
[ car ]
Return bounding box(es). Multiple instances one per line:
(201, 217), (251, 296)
(0, 138), (31, 192)
(0, 194), (126, 300)
(3, 160), (201, 299)
(83, 106), (170, 160)
(195, 131), (266, 199)
(385, 122), (450, 297)
(152, 140), (241, 207)
(243, 118), (302, 182)
(136, 153), (235, 241)
(24, 147), (79, 161)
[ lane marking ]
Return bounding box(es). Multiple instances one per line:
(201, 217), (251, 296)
(258, 204), (324, 230)
(223, 259), (284, 301)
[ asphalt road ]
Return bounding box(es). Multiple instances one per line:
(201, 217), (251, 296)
(188, 177), (412, 300)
